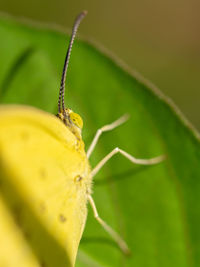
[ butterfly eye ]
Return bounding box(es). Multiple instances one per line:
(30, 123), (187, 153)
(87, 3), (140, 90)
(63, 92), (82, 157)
(69, 112), (83, 129)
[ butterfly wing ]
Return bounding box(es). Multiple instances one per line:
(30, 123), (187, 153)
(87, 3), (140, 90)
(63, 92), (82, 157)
(0, 105), (91, 266)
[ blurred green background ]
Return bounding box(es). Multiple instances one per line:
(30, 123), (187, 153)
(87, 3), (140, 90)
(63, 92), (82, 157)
(1, 0), (199, 129)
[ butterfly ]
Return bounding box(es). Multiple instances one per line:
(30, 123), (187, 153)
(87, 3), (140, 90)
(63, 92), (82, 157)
(0, 11), (164, 267)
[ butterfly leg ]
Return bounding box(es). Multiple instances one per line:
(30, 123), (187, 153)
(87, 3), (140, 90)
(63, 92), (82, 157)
(91, 147), (165, 178)
(86, 114), (129, 158)
(87, 194), (130, 254)
(88, 150), (164, 254)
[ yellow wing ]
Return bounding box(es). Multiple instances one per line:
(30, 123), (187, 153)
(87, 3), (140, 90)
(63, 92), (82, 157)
(0, 105), (91, 267)
(0, 194), (40, 267)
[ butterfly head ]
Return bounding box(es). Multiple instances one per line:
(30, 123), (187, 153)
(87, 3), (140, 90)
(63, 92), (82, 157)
(57, 108), (83, 139)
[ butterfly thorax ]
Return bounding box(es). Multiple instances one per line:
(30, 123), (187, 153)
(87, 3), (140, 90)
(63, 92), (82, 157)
(57, 108), (83, 141)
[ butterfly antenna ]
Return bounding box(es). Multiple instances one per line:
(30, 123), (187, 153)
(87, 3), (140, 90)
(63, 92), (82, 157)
(58, 10), (87, 116)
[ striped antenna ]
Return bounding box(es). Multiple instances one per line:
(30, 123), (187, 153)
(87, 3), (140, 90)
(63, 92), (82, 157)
(58, 11), (87, 116)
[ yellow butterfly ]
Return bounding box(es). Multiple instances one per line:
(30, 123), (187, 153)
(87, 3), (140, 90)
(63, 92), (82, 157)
(0, 11), (164, 267)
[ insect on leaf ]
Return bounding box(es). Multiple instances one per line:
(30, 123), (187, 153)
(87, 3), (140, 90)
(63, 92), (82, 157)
(0, 12), (200, 267)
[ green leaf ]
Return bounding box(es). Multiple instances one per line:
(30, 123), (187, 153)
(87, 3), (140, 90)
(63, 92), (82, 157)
(0, 13), (200, 267)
